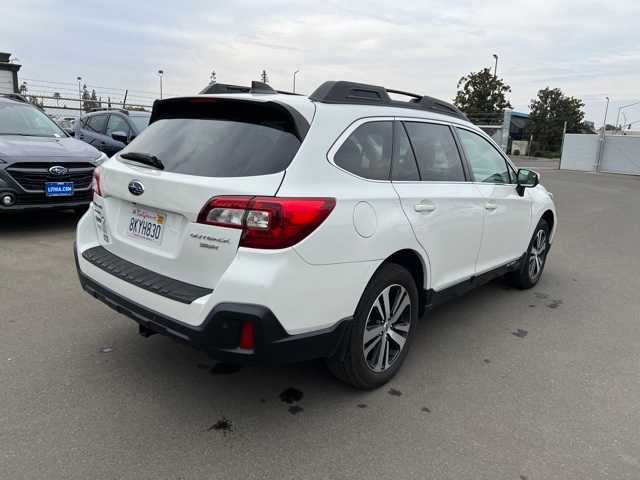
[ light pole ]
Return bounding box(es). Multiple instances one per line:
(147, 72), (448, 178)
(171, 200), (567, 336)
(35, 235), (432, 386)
(602, 96), (610, 132)
(76, 76), (82, 111)
(293, 70), (300, 93)
(615, 100), (640, 130)
(158, 70), (164, 99)
(493, 54), (499, 77)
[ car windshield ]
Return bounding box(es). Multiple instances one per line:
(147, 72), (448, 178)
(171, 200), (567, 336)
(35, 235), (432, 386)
(129, 114), (150, 132)
(0, 102), (66, 137)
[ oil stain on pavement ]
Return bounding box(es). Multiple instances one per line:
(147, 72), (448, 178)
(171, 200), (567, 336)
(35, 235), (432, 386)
(388, 388), (402, 396)
(208, 417), (233, 435)
(512, 329), (528, 338)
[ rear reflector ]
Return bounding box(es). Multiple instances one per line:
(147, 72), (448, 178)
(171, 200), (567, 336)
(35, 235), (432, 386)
(239, 321), (255, 350)
(197, 196), (336, 249)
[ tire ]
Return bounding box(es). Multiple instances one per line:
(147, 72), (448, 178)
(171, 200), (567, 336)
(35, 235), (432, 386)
(507, 218), (550, 289)
(326, 262), (419, 389)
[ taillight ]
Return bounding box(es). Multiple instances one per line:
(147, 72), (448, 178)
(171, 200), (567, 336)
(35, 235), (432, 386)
(197, 196), (336, 249)
(92, 167), (102, 197)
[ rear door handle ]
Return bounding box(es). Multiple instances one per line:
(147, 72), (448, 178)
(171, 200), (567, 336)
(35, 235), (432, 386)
(414, 202), (436, 213)
(485, 202), (498, 211)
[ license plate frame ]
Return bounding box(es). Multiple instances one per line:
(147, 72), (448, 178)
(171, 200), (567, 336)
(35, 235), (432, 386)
(126, 206), (166, 245)
(45, 182), (74, 197)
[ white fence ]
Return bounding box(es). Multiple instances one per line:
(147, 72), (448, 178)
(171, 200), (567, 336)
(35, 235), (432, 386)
(560, 133), (640, 175)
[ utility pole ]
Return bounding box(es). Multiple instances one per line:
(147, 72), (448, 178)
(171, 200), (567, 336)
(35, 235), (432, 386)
(493, 54), (499, 78)
(293, 70), (299, 93)
(261, 70), (268, 84)
(596, 96), (610, 172)
(76, 76), (82, 111)
(158, 70), (164, 99)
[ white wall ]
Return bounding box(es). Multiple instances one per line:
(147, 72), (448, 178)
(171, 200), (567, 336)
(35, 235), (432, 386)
(560, 134), (599, 171)
(599, 135), (640, 175)
(560, 133), (640, 175)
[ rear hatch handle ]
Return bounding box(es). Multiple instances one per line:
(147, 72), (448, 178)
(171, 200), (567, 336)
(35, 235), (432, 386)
(120, 152), (165, 170)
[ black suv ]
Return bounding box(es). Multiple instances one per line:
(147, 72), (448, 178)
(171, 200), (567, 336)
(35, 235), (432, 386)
(75, 109), (150, 156)
(0, 95), (106, 212)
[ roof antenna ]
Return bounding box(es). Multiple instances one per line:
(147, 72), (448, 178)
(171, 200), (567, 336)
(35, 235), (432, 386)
(250, 81), (277, 94)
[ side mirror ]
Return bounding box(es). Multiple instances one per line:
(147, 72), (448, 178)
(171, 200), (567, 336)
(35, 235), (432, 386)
(516, 168), (539, 196)
(111, 131), (129, 144)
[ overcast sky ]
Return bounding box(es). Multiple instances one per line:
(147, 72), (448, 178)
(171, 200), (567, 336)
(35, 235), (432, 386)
(3, 0), (639, 126)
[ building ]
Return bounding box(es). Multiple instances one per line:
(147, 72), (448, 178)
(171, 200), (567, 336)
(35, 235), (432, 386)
(0, 52), (21, 94)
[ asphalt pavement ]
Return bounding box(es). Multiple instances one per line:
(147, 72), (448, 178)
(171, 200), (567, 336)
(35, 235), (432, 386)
(1, 165), (639, 479)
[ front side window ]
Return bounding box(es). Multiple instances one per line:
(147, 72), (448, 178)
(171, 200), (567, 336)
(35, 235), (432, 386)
(456, 128), (511, 184)
(106, 115), (131, 137)
(403, 122), (465, 182)
(86, 114), (108, 134)
(334, 121), (393, 180)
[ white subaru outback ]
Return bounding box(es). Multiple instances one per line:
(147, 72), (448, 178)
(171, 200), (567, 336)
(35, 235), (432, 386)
(75, 81), (556, 389)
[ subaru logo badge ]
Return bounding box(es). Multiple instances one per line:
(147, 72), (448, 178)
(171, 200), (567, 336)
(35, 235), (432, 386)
(128, 180), (144, 196)
(49, 165), (68, 176)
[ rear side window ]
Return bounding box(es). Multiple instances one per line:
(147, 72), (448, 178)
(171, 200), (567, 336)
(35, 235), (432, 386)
(86, 114), (108, 134)
(404, 122), (465, 182)
(121, 99), (303, 177)
(334, 121), (392, 180)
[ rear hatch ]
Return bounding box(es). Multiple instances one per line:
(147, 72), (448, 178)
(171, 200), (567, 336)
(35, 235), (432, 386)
(93, 96), (309, 290)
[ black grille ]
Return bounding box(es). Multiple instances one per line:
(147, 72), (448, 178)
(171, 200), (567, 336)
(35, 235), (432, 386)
(6, 162), (95, 192)
(14, 189), (93, 206)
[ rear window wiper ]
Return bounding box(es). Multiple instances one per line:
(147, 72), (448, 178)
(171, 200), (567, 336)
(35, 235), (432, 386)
(120, 152), (164, 170)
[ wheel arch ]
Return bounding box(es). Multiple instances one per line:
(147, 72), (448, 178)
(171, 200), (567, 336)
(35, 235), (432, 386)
(381, 249), (428, 315)
(541, 209), (555, 240)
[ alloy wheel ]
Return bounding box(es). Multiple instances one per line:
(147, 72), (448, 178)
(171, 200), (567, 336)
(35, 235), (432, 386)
(362, 284), (411, 373)
(528, 229), (547, 281)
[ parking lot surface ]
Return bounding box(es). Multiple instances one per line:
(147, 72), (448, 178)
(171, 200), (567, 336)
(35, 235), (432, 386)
(1, 165), (639, 479)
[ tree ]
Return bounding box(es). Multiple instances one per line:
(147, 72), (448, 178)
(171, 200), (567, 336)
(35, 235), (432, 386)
(19, 82), (27, 95)
(528, 87), (585, 153)
(53, 92), (61, 106)
(454, 67), (512, 116)
(81, 84), (92, 112)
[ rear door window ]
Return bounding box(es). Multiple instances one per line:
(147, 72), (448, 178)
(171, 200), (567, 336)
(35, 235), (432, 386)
(120, 99), (303, 177)
(334, 121), (392, 180)
(391, 122), (420, 181)
(403, 122), (465, 182)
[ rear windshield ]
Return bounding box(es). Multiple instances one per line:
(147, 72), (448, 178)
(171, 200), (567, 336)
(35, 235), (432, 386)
(119, 99), (303, 177)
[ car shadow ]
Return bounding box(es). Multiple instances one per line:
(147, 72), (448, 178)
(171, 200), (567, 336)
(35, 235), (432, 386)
(0, 208), (85, 235)
(81, 275), (541, 439)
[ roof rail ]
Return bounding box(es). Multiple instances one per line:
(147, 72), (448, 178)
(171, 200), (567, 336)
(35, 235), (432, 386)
(199, 81), (303, 96)
(86, 107), (130, 115)
(309, 81), (468, 121)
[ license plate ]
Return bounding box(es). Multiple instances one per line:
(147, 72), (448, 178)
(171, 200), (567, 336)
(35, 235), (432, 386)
(126, 206), (166, 244)
(45, 182), (74, 197)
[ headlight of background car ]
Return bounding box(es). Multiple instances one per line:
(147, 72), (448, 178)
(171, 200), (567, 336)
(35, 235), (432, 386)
(94, 152), (109, 166)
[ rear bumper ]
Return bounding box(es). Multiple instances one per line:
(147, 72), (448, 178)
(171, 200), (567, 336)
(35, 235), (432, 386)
(75, 246), (351, 365)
